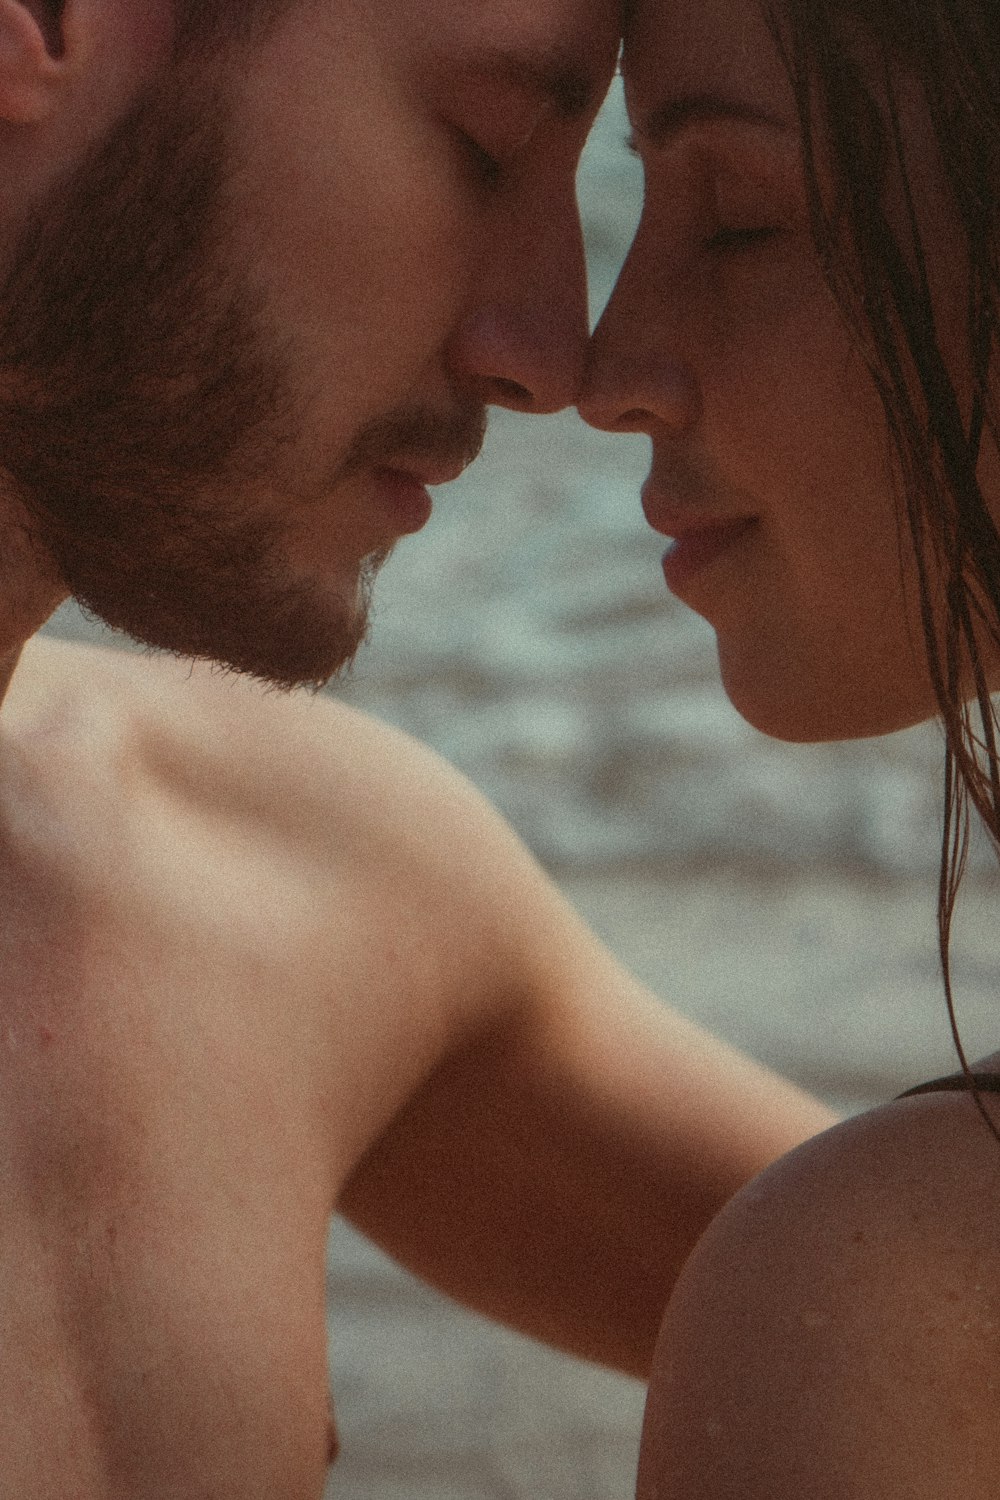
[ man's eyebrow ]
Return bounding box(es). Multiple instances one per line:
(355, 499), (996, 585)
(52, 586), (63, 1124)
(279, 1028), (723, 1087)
(458, 47), (598, 119)
(630, 93), (791, 148)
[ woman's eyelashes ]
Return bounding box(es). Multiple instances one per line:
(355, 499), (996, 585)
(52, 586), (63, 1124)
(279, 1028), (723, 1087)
(628, 125), (803, 261)
(703, 223), (784, 254)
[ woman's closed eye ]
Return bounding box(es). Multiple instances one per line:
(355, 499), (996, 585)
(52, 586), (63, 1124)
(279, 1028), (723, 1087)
(627, 118), (805, 266)
(703, 224), (785, 254)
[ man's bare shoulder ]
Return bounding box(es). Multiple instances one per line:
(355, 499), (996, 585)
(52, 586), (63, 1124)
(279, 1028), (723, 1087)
(17, 635), (561, 1017)
(640, 1080), (1000, 1499)
(8, 633), (583, 1180)
(22, 634), (524, 864)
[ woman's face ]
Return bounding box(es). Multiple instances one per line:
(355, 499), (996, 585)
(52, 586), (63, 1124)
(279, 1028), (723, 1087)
(580, 0), (981, 743)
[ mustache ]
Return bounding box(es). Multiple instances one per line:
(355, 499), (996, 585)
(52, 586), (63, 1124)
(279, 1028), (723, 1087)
(339, 401), (489, 483)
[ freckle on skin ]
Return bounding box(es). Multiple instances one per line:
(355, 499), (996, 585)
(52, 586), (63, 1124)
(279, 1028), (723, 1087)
(39, 1025), (54, 1048)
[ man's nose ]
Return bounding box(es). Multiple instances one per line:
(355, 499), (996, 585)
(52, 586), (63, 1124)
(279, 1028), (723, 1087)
(447, 209), (590, 415)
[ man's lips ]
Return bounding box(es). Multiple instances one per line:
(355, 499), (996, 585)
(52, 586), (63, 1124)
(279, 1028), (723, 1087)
(371, 453), (475, 538)
(372, 467), (435, 535)
(385, 456), (472, 488)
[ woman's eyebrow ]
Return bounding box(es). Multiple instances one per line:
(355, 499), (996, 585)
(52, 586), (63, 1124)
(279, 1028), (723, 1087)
(631, 92), (792, 148)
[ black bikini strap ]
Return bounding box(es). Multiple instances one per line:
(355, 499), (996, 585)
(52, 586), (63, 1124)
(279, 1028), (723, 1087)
(897, 1071), (1000, 1099)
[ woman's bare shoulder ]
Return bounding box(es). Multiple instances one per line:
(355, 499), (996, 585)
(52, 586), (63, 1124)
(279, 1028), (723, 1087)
(639, 1085), (1000, 1499)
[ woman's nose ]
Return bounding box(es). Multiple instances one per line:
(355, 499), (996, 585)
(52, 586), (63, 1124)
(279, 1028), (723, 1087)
(578, 252), (702, 435)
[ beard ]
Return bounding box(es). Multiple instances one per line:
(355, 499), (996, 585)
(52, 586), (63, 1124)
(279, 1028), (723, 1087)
(0, 61), (485, 692)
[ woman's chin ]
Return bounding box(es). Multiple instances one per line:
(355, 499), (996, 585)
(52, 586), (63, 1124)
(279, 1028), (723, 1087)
(717, 650), (938, 745)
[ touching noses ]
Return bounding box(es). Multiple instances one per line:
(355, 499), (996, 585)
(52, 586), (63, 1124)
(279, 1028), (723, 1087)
(447, 202), (590, 415)
(577, 250), (702, 437)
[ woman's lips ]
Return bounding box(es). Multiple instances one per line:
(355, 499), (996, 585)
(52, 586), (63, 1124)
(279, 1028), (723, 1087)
(641, 481), (757, 590)
(661, 518), (758, 589)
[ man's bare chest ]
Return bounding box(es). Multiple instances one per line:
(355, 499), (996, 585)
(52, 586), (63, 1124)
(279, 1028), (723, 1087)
(0, 898), (342, 1500)
(0, 661), (475, 1498)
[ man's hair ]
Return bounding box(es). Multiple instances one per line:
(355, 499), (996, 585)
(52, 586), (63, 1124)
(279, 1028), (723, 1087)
(764, 0), (1000, 1114)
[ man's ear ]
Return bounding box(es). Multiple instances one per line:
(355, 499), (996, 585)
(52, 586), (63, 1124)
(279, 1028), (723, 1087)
(0, 0), (67, 123)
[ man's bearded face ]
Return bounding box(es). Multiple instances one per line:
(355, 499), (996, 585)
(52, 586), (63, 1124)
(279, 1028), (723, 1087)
(0, 0), (619, 689)
(0, 60), (482, 690)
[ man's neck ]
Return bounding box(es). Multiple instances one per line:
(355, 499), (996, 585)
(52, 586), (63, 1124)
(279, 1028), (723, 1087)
(0, 498), (71, 717)
(0, 645), (25, 713)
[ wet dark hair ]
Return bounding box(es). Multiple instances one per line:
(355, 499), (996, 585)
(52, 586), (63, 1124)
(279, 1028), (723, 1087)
(763, 0), (1000, 1133)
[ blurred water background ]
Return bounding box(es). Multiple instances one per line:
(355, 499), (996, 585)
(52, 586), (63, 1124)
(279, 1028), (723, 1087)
(45, 77), (1000, 1500)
